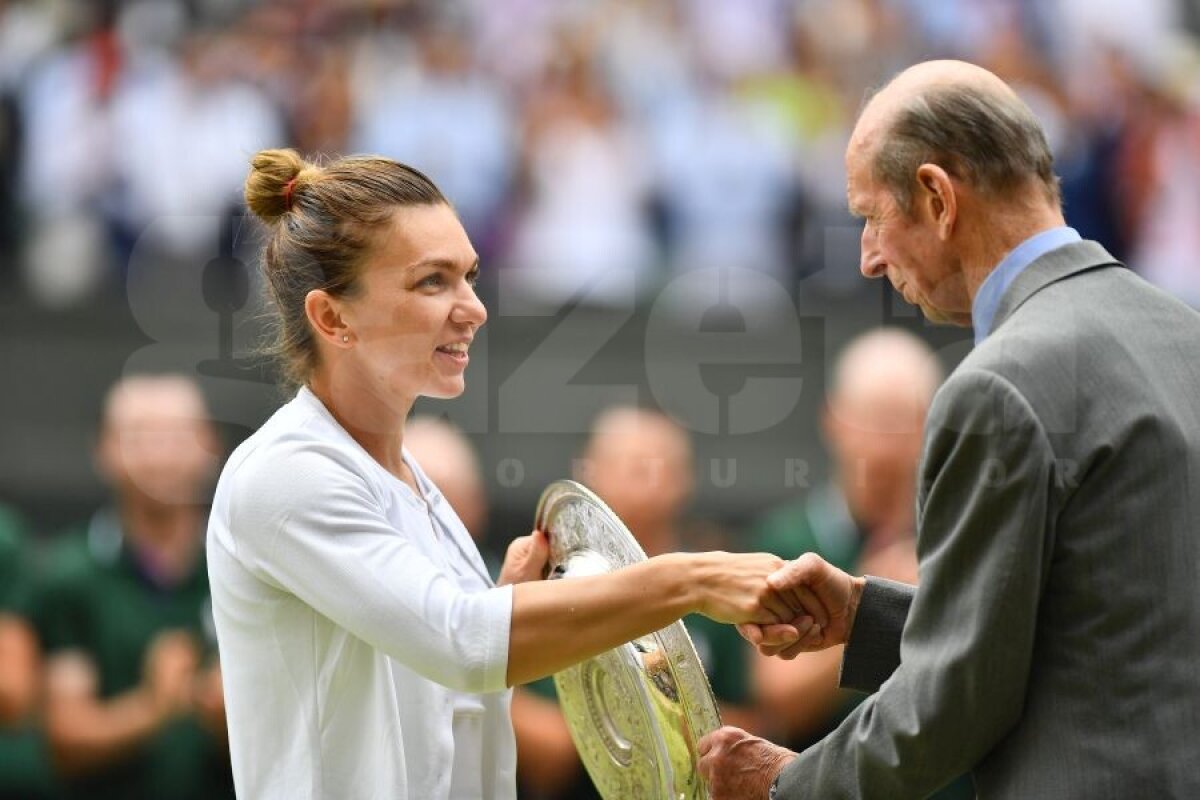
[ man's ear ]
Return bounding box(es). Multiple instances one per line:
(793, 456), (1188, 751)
(304, 289), (353, 348)
(915, 163), (957, 240)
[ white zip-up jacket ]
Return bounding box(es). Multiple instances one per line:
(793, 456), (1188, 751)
(208, 387), (515, 799)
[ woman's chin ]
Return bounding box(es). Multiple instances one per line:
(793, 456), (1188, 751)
(421, 380), (467, 400)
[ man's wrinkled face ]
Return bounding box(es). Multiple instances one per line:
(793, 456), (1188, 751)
(846, 139), (969, 325)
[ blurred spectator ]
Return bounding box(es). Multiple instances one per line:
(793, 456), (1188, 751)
(34, 375), (232, 800)
(0, 504), (57, 800)
(750, 329), (937, 743)
(1114, 42), (1200, 306)
(354, 19), (515, 255)
(402, 415), (497, 571)
(749, 329), (973, 797)
(17, 5), (121, 306)
(504, 27), (656, 309)
(105, 26), (283, 260)
(647, 73), (798, 295)
(0, 0), (57, 291)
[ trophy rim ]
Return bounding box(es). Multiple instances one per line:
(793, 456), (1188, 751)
(534, 479), (722, 800)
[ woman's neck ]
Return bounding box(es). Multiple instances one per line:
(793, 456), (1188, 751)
(307, 370), (413, 483)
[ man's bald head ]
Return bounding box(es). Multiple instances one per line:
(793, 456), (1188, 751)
(576, 407), (694, 540)
(823, 329), (942, 535)
(830, 327), (943, 420)
(850, 59), (1059, 213)
(97, 374), (218, 507)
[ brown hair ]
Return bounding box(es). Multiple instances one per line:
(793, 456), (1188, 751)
(244, 148), (447, 388)
(871, 83), (1061, 213)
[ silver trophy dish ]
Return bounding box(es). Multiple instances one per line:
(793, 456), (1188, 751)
(534, 480), (722, 800)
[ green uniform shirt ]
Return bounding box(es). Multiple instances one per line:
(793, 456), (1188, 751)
(0, 505), (33, 614)
(34, 509), (234, 800)
(0, 505), (60, 800)
(0, 506), (60, 800)
(749, 486), (864, 573)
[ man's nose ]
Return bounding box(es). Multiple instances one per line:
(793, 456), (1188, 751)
(859, 228), (885, 278)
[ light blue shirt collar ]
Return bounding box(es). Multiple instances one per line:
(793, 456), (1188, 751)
(972, 226), (1081, 344)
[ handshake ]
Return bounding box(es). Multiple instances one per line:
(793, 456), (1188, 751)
(695, 551), (869, 800)
(701, 551), (867, 658)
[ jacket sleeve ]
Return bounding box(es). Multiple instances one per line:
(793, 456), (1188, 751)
(839, 577), (914, 693)
(775, 369), (1057, 799)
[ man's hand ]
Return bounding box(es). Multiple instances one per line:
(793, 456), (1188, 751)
(193, 663), (227, 741)
(497, 530), (551, 586)
(737, 553), (865, 659)
(143, 631), (199, 722)
(698, 725), (797, 799)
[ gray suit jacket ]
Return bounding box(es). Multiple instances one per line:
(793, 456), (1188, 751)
(775, 241), (1200, 799)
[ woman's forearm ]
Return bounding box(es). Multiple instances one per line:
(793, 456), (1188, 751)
(507, 551), (788, 686)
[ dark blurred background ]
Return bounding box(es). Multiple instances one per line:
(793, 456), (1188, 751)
(1, 0), (1198, 544)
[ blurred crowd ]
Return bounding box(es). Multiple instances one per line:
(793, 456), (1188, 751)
(1, 0), (1199, 310)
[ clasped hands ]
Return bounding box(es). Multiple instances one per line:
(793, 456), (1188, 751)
(498, 533), (864, 798)
(699, 553), (866, 800)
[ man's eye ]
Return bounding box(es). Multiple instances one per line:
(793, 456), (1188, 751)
(466, 269), (480, 287)
(419, 273), (444, 288)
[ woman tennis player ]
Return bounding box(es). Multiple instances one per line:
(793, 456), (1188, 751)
(206, 149), (813, 799)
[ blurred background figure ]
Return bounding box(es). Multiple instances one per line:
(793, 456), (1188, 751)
(403, 415), (496, 570)
(750, 329), (936, 744)
(0, 504), (57, 800)
(504, 26), (657, 309)
(748, 329), (972, 798)
(513, 405), (763, 798)
(353, 15), (515, 257)
(34, 375), (232, 800)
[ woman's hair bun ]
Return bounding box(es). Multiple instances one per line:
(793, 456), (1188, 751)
(244, 148), (314, 224)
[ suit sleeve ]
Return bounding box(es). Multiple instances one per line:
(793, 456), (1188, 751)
(839, 577), (914, 693)
(775, 369), (1057, 799)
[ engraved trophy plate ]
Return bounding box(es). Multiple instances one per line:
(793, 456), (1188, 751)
(534, 480), (722, 800)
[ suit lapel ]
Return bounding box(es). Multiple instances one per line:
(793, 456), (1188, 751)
(990, 240), (1123, 335)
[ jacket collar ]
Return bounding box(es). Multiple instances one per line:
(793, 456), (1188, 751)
(990, 240), (1123, 335)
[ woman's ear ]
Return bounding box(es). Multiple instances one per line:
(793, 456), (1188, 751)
(915, 163), (957, 240)
(304, 289), (353, 348)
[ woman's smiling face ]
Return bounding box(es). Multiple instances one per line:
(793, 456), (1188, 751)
(338, 203), (487, 405)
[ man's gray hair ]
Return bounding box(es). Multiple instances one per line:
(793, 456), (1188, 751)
(871, 83), (1061, 212)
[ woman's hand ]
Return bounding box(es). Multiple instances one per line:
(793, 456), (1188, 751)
(736, 553), (866, 658)
(497, 530), (551, 586)
(689, 552), (818, 635)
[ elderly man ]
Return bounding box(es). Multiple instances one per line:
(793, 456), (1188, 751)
(699, 60), (1200, 799)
